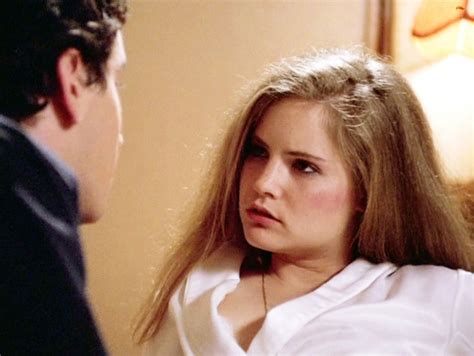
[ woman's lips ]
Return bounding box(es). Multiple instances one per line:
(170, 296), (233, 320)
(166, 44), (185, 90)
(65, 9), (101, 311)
(246, 206), (280, 225)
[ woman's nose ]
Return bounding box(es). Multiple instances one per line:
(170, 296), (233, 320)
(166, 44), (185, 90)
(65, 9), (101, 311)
(253, 160), (284, 198)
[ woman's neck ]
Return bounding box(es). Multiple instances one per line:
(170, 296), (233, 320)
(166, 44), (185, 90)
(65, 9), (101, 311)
(265, 252), (351, 305)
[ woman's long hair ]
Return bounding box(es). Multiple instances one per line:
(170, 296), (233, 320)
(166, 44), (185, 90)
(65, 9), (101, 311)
(133, 47), (473, 343)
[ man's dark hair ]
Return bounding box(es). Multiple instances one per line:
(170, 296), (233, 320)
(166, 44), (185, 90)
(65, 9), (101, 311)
(0, 0), (128, 120)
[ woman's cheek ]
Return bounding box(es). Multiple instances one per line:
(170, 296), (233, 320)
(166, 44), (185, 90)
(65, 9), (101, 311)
(307, 185), (355, 214)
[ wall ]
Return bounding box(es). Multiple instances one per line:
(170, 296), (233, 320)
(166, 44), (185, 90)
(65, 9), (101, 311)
(392, 0), (474, 181)
(81, 1), (368, 354)
(392, 0), (426, 72)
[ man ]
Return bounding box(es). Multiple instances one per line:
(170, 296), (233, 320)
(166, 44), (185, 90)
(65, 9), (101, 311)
(0, 1), (128, 354)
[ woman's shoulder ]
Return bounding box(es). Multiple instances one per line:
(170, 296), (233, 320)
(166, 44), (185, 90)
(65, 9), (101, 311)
(394, 263), (473, 284)
(385, 263), (473, 292)
(384, 263), (474, 311)
(178, 243), (245, 304)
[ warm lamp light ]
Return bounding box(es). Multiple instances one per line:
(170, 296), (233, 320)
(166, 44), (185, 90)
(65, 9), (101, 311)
(412, 0), (474, 59)
(406, 55), (474, 182)
(408, 0), (474, 182)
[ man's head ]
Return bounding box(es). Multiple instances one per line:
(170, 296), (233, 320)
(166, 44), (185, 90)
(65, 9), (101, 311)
(0, 1), (128, 120)
(0, 1), (128, 223)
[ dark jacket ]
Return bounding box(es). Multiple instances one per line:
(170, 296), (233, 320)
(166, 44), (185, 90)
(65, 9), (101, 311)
(0, 115), (107, 355)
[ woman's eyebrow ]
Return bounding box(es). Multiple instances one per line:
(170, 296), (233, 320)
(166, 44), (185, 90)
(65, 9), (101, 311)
(286, 150), (327, 162)
(253, 134), (327, 162)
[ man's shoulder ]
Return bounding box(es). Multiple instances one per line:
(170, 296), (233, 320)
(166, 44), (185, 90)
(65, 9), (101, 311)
(0, 117), (104, 356)
(0, 115), (44, 170)
(0, 116), (29, 185)
(0, 114), (79, 227)
(0, 115), (63, 174)
(0, 115), (22, 150)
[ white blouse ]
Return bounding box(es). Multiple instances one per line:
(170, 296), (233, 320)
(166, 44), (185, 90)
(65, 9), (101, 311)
(144, 244), (474, 355)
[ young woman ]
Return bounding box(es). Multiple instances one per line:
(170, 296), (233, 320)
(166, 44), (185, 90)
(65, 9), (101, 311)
(135, 47), (474, 354)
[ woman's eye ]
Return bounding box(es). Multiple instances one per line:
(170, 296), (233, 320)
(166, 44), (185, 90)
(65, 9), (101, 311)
(293, 160), (318, 174)
(247, 143), (267, 158)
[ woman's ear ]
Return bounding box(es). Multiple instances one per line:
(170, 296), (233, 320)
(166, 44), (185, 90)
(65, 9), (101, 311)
(355, 205), (365, 213)
(355, 193), (366, 213)
(51, 48), (90, 127)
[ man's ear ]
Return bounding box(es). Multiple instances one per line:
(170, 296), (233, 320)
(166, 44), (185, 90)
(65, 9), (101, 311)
(52, 48), (90, 127)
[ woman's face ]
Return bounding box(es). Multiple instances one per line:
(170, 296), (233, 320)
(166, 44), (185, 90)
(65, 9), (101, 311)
(239, 97), (358, 263)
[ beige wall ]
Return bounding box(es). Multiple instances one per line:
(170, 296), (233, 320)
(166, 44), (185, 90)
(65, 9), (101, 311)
(81, 1), (369, 354)
(392, 0), (425, 72)
(392, 0), (474, 181)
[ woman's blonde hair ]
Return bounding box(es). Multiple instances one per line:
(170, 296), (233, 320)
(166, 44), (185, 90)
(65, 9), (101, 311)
(133, 47), (473, 343)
